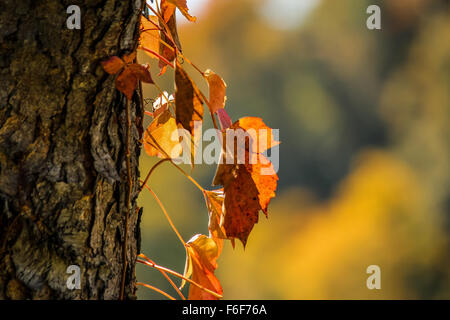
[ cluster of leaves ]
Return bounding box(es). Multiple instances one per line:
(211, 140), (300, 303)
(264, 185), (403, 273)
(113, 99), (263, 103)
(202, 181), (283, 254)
(102, 0), (278, 300)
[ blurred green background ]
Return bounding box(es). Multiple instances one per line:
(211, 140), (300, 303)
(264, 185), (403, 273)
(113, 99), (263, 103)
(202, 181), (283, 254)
(137, 0), (450, 299)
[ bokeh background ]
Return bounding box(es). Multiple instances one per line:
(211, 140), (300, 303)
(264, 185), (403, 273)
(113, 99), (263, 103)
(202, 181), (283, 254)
(137, 0), (450, 299)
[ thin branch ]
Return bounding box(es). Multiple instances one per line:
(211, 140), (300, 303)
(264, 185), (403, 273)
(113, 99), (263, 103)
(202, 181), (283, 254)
(137, 282), (176, 300)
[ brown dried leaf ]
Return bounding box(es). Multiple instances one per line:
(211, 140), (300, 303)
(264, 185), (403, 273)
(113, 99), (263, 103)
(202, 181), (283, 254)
(175, 62), (204, 135)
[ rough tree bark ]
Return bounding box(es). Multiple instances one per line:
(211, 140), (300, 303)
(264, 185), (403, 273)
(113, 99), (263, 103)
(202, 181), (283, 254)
(0, 0), (145, 299)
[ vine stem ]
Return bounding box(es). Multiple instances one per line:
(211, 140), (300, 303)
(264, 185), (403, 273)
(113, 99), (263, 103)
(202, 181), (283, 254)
(138, 255), (223, 299)
(140, 182), (187, 248)
(140, 46), (175, 69)
(169, 161), (205, 192)
(137, 255), (185, 300)
(137, 282), (176, 300)
(139, 158), (172, 192)
(141, 6), (218, 129)
(139, 158), (205, 194)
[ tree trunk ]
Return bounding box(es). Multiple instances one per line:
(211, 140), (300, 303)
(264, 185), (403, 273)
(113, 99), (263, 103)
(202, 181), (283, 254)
(0, 0), (144, 299)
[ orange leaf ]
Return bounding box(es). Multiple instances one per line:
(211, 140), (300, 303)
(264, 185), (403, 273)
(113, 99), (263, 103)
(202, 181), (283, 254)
(159, 0), (181, 72)
(174, 62), (204, 135)
(212, 118), (279, 246)
(115, 67), (137, 100)
(182, 235), (222, 300)
(235, 117), (280, 154)
(139, 15), (161, 54)
(143, 109), (181, 158)
(101, 56), (124, 75)
(160, 0), (176, 23)
(167, 0), (197, 22)
(205, 70), (227, 114)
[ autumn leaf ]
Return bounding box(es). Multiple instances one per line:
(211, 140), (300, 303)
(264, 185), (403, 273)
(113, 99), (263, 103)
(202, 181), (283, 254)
(101, 56), (124, 74)
(158, 0), (181, 73)
(167, 0), (197, 22)
(115, 68), (137, 101)
(205, 69), (227, 114)
(212, 117), (279, 246)
(160, 0), (176, 23)
(143, 109), (181, 158)
(236, 117), (280, 154)
(175, 61), (204, 134)
(182, 234), (222, 300)
(101, 52), (153, 100)
(204, 189), (226, 255)
(139, 15), (161, 54)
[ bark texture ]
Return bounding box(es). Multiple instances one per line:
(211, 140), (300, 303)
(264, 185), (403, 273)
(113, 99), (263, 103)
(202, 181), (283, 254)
(0, 0), (144, 299)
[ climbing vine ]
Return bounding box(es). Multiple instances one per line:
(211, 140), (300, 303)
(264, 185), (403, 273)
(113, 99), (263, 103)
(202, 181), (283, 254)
(101, 0), (279, 300)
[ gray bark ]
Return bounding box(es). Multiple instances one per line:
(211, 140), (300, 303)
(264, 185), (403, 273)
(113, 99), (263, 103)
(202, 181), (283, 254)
(0, 0), (144, 299)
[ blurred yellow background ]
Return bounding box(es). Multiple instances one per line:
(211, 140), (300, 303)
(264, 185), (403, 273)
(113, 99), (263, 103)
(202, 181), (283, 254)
(136, 0), (450, 299)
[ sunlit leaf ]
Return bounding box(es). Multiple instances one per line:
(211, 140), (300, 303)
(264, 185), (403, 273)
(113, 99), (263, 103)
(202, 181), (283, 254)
(182, 234), (222, 300)
(167, 0), (197, 22)
(143, 109), (182, 158)
(212, 118), (279, 246)
(205, 69), (227, 114)
(204, 189), (226, 255)
(140, 15), (161, 54)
